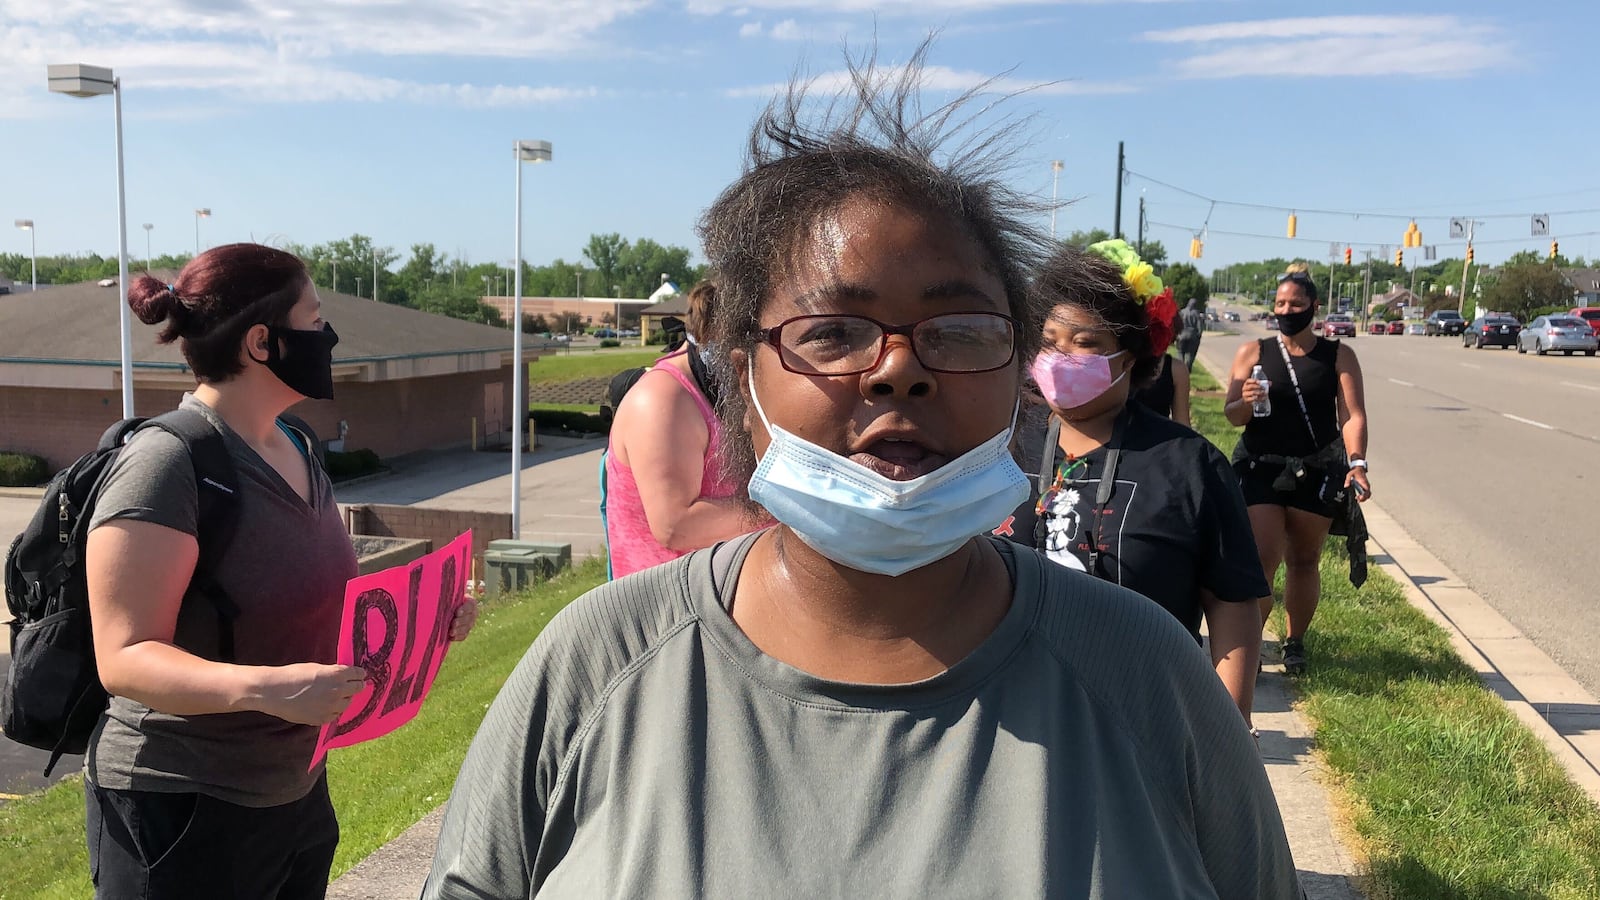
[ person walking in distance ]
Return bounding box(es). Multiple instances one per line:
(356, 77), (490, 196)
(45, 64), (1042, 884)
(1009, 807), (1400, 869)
(1224, 262), (1371, 676)
(1176, 297), (1207, 372)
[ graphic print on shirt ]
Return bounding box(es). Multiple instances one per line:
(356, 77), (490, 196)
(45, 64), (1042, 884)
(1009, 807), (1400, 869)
(1038, 477), (1134, 583)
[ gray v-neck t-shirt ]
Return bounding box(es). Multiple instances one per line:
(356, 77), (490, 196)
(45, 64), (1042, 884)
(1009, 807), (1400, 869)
(85, 396), (356, 808)
(425, 533), (1300, 898)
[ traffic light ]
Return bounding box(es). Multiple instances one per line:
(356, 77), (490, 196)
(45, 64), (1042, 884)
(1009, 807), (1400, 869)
(1395, 248), (1404, 266)
(1286, 213), (1297, 239)
(1466, 245), (1475, 265)
(1189, 237), (1203, 259)
(1344, 247), (1353, 265)
(1551, 240), (1559, 260)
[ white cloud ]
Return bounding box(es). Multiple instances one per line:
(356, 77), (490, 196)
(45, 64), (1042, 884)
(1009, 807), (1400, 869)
(769, 19), (805, 40)
(726, 64), (1137, 98)
(692, 0), (1185, 12)
(739, 21), (765, 37)
(1141, 15), (1514, 79)
(0, 0), (637, 114)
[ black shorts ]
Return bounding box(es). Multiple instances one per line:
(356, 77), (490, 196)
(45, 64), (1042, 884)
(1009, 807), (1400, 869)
(1234, 459), (1342, 519)
(85, 773), (339, 900)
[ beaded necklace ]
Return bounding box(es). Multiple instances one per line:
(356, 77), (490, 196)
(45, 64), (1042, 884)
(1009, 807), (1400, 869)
(1035, 453), (1089, 516)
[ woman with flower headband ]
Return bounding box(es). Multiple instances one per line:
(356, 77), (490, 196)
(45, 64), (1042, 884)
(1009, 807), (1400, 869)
(1002, 240), (1268, 725)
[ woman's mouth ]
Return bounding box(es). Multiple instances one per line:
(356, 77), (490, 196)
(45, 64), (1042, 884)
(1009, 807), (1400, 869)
(851, 439), (949, 481)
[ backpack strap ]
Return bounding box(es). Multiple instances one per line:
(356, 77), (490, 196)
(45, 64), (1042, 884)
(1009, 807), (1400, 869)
(275, 413), (323, 466)
(142, 409), (243, 662)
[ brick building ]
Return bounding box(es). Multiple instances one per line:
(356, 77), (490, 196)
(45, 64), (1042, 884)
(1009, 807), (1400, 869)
(0, 279), (538, 470)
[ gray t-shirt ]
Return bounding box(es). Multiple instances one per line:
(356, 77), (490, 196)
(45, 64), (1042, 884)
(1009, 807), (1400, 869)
(425, 534), (1300, 899)
(86, 396), (356, 808)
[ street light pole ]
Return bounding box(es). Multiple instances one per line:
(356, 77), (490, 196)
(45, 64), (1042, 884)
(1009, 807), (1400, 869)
(142, 223), (153, 267)
(512, 139), (554, 538)
(14, 220), (35, 291)
(1050, 160), (1063, 240)
(193, 208), (210, 256)
(48, 64), (134, 418)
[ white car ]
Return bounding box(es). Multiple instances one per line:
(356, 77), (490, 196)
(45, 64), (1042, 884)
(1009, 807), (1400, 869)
(1405, 322), (1426, 336)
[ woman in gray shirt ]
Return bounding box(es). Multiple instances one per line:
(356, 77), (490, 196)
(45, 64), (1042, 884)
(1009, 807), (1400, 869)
(85, 245), (476, 899)
(426, 47), (1300, 900)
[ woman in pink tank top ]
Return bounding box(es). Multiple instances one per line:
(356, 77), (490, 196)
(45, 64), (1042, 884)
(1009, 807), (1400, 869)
(606, 284), (768, 578)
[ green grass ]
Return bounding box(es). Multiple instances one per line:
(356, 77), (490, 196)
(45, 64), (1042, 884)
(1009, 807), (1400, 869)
(0, 559), (606, 899)
(529, 348), (661, 385)
(1188, 365), (1600, 900)
(531, 401), (603, 414)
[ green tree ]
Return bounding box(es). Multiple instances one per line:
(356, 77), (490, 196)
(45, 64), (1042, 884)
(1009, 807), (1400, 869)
(1162, 263), (1209, 307)
(1482, 262), (1573, 322)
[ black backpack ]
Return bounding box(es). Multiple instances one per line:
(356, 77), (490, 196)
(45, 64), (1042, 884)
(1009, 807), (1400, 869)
(2, 409), (246, 776)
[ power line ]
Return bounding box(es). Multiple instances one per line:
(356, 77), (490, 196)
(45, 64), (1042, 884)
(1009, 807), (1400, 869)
(1146, 220), (1600, 250)
(1127, 169), (1600, 224)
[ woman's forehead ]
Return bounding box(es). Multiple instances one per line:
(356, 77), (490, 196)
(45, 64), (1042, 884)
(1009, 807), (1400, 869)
(1045, 306), (1110, 335)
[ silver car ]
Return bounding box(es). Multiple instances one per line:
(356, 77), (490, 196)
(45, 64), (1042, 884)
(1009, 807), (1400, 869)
(1518, 316), (1600, 356)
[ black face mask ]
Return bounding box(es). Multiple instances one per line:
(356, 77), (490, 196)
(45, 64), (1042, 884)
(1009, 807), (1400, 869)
(256, 323), (338, 400)
(1276, 307), (1317, 336)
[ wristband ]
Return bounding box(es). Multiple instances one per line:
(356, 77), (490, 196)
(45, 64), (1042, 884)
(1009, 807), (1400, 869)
(1349, 458), (1368, 470)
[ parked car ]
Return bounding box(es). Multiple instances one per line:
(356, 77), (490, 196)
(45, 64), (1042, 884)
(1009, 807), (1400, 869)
(1324, 314), (1357, 337)
(1386, 320), (1405, 335)
(1405, 322), (1427, 336)
(1569, 307), (1600, 341)
(1263, 317), (1280, 331)
(1424, 309), (1467, 337)
(1224, 311), (1241, 322)
(1518, 315), (1599, 356)
(593, 328), (619, 339)
(1463, 316), (1521, 349)
(1368, 321), (1388, 335)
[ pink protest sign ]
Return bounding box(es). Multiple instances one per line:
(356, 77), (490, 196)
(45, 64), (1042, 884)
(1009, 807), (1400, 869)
(310, 530), (472, 770)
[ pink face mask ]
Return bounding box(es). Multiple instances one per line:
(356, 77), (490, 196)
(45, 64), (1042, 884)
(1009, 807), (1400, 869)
(1029, 350), (1128, 411)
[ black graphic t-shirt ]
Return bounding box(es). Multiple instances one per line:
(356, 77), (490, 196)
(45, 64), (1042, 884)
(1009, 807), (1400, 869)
(996, 403), (1269, 639)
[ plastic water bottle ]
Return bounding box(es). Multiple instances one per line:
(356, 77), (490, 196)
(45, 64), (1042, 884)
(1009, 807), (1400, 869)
(1251, 365), (1272, 418)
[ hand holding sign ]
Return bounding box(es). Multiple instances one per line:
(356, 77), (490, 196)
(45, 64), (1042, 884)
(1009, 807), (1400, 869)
(309, 531), (473, 770)
(259, 663), (369, 726)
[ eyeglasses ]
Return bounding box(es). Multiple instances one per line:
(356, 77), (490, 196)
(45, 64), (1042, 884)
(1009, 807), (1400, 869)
(757, 312), (1018, 376)
(1278, 271), (1316, 285)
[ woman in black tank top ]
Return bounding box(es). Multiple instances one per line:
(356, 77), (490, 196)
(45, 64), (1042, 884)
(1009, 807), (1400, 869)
(1134, 354), (1192, 426)
(1222, 266), (1372, 677)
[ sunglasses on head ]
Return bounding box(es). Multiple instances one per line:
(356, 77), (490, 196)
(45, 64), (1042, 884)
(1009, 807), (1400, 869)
(1277, 271), (1315, 285)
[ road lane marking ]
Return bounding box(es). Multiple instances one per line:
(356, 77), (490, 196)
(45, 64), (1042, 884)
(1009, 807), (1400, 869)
(1388, 378), (1415, 387)
(1504, 414), (1554, 431)
(1560, 381), (1600, 393)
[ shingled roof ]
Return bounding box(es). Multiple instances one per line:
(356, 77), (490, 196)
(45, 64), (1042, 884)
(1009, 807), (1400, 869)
(0, 278), (520, 369)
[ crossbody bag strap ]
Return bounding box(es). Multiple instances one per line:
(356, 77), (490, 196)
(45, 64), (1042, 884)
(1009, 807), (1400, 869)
(1273, 337), (1323, 447)
(1033, 415), (1065, 549)
(1086, 408), (1130, 575)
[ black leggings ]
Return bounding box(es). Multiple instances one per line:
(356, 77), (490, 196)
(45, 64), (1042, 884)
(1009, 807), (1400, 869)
(85, 773), (339, 900)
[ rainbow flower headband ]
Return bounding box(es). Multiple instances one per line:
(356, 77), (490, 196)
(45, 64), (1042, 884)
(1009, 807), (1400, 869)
(1086, 239), (1165, 304)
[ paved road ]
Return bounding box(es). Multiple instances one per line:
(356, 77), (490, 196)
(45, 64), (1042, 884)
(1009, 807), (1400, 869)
(1200, 321), (1600, 698)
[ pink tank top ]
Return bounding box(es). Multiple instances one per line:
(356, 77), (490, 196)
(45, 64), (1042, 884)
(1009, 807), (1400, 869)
(605, 353), (746, 578)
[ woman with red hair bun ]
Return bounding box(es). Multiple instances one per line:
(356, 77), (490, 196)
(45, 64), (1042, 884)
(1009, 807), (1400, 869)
(1000, 240), (1268, 727)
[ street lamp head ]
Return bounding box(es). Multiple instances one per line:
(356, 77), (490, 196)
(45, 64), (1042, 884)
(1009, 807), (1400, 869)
(14, 219), (32, 230)
(47, 63), (114, 97)
(1051, 160), (1064, 171)
(195, 208), (211, 218)
(141, 223), (153, 231)
(515, 139), (553, 163)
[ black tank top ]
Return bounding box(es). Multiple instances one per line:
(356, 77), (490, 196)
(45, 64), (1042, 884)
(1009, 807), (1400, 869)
(1239, 337), (1341, 459)
(1134, 356), (1176, 418)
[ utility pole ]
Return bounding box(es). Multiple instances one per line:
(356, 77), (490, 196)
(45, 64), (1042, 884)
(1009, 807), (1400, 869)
(1113, 141), (1125, 239)
(1136, 194), (1146, 258)
(1457, 220), (1476, 315)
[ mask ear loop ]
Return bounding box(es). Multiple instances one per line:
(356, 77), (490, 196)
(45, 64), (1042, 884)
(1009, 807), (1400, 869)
(745, 357), (776, 433)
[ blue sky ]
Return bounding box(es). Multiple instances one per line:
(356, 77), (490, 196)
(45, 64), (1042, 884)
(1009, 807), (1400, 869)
(4, 1), (1597, 275)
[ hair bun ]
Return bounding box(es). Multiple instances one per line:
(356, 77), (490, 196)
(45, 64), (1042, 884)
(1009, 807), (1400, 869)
(1283, 261), (1311, 276)
(128, 274), (182, 326)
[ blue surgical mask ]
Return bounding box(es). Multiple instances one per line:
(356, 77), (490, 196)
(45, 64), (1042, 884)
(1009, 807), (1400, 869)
(745, 367), (1028, 576)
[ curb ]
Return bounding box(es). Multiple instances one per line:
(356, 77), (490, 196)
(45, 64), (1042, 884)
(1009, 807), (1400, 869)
(0, 486), (46, 500)
(1360, 502), (1600, 806)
